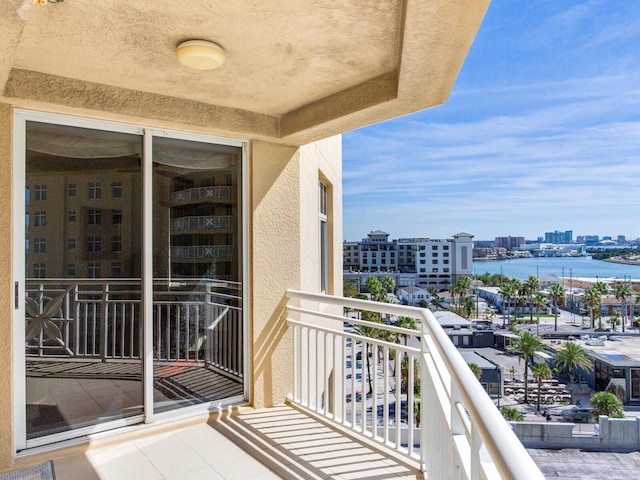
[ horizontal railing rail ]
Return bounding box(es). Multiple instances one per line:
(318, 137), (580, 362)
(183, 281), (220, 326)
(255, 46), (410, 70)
(169, 186), (234, 204)
(170, 245), (233, 259)
(285, 290), (544, 480)
(170, 215), (234, 232)
(25, 279), (243, 378)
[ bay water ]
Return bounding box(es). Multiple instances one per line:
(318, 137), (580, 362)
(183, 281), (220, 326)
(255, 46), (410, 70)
(473, 256), (640, 280)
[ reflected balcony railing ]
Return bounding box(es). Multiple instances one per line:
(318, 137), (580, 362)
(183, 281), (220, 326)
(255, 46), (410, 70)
(25, 279), (243, 378)
(170, 215), (234, 233)
(285, 290), (545, 480)
(169, 186), (234, 205)
(170, 245), (234, 260)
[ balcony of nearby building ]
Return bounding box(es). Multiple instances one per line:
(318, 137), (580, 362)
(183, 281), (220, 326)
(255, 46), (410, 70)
(14, 282), (544, 479)
(168, 187), (235, 206)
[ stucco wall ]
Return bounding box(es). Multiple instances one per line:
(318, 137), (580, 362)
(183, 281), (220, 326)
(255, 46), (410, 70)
(250, 136), (342, 409)
(0, 103), (13, 470)
(0, 104), (343, 466)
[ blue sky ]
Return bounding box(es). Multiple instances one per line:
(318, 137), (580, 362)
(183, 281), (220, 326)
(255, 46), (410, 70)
(342, 1), (640, 242)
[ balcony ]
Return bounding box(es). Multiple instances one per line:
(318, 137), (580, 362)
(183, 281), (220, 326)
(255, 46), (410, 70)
(170, 245), (234, 260)
(16, 285), (544, 479)
(169, 186), (234, 206)
(285, 290), (545, 479)
(170, 215), (234, 233)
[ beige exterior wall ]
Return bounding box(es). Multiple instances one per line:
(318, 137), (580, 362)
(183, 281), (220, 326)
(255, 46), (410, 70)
(0, 102), (343, 467)
(250, 136), (342, 409)
(0, 103), (14, 470)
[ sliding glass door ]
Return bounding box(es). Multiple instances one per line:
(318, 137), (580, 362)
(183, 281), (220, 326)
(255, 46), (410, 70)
(151, 136), (244, 413)
(15, 112), (246, 449)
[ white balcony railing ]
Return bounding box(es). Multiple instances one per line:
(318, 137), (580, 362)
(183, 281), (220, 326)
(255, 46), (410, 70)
(170, 215), (234, 232)
(169, 186), (234, 204)
(25, 279), (243, 378)
(170, 245), (234, 259)
(285, 290), (544, 480)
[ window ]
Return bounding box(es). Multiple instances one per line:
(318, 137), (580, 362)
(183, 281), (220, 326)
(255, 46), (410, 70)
(88, 209), (102, 225)
(432, 260), (438, 264)
(632, 369), (640, 400)
(68, 210), (77, 222)
(33, 263), (46, 278)
(111, 182), (122, 198)
(89, 182), (102, 199)
(67, 264), (76, 276)
(35, 185), (46, 201)
(35, 211), (46, 227)
(68, 183), (76, 197)
(67, 238), (76, 249)
(111, 262), (122, 277)
(432, 253), (438, 257)
(112, 209), (122, 224)
(87, 236), (102, 253)
(34, 238), (46, 254)
(319, 179), (328, 293)
(87, 262), (101, 278)
(432, 268), (438, 273)
(432, 246), (438, 250)
(112, 236), (122, 253)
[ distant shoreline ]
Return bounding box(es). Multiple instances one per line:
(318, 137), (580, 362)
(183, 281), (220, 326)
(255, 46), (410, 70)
(603, 257), (640, 266)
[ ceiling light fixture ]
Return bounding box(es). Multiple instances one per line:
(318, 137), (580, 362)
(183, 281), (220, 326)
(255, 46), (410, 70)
(176, 40), (225, 70)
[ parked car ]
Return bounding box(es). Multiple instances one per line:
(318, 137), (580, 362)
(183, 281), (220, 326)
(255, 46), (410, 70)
(560, 406), (594, 423)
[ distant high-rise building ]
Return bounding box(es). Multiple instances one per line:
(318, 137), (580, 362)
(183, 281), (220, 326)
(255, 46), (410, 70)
(576, 235), (599, 245)
(343, 231), (474, 290)
(617, 235), (626, 244)
(495, 236), (525, 249)
(545, 230), (573, 244)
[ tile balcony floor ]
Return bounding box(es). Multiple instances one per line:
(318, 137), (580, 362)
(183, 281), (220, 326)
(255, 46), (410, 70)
(39, 405), (422, 480)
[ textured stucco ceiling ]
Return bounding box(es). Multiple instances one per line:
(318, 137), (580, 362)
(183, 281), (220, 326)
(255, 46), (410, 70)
(0, 0), (490, 145)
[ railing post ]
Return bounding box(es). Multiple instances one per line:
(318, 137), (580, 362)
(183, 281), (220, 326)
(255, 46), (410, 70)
(420, 316), (429, 473)
(100, 283), (109, 361)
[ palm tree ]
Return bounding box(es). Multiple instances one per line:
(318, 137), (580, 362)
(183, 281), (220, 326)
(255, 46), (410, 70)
(500, 406), (524, 421)
(461, 296), (475, 318)
(530, 363), (552, 411)
(395, 316), (418, 346)
(452, 276), (472, 315)
(498, 280), (516, 328)
(511, 279), (523, 322)
(524, 275), (540, 323)
(548, 283), (565, 332)
(381, 275), (395, 294)
(468, 363), (482, 380)
(614, 282), (632, 332)
(532, 293), (547, 335)
(554, 342), (593, 404)
(593, 281), (609, 329)
(590, 391), (625, 420)
(352, 315), (392, 395)
(583, 287), (601, 330)
(508, 332), (544, 403)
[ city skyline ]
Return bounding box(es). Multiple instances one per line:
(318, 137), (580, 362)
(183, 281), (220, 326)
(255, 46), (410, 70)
(343, 1), (640, 242)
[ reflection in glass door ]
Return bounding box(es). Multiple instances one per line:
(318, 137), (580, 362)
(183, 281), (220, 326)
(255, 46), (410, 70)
(18, 115), (246, 448)
(151, 136), (244, 413)
(24, 122), (143, 439)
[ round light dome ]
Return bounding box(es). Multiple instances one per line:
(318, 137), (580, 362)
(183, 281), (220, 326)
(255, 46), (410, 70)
(176, 40), (225, 70)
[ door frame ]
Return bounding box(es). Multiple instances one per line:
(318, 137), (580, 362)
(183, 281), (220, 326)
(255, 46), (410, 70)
(12, 109), (250, 452)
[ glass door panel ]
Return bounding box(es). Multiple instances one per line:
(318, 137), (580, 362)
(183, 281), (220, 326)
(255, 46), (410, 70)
(25, 122), (143, 439)
(152, 136), (243, 413)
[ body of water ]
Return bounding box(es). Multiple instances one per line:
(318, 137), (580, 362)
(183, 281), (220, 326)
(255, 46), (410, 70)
(474, 256), (640, 280)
